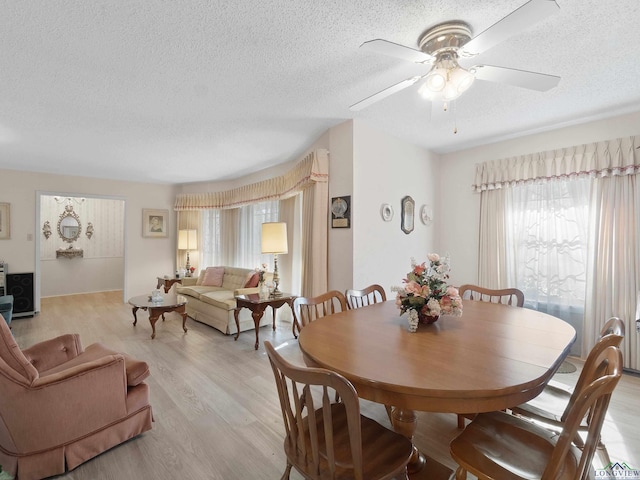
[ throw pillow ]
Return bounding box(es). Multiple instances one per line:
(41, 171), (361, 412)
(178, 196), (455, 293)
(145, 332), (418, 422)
(196, 269), (206, 285)
(202, 267), (225, 287)
(244, 272), (260, 288)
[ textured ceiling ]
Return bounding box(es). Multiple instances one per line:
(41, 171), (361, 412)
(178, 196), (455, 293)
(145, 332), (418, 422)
(1, 1), (640, 184)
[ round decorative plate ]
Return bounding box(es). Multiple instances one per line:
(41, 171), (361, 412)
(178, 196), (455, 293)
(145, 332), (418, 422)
(420, 205), (432, 225)
(381, 204), (393, 222)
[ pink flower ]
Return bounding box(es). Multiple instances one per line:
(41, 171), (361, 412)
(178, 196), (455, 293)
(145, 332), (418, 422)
(427, 253), (440, 262)
(405, 281), (422, 295)
(446, 286), (459, 297)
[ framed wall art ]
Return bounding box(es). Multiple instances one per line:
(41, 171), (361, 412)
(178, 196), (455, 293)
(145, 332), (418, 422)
(0, 203), (10, 240)
(331, 196), (351, 228)
(142, 209), (169, 238)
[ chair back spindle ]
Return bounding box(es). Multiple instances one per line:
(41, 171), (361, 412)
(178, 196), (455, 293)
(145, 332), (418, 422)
(293, 290), (347, 329)
(458, 284), (524, 307)
(345, 284), (386, 310)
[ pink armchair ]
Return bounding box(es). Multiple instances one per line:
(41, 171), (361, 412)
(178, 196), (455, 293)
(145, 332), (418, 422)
(0, 313), (153, 480)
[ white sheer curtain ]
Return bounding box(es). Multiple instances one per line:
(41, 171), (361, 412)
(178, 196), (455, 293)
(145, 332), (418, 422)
(236, 201), (279, 269)
(199, 201), (278, 270)
(504, 178), (590, 354)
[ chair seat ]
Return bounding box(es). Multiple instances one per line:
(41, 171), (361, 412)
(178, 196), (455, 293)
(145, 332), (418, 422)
(511, 381), (572, 425)
(286, 402), (412, 480)
(450, 411), (584, 480)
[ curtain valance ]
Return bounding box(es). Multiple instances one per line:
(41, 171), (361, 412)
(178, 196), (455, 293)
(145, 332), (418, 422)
(174, 149), (329, 210)
(472, 135), (639, 192)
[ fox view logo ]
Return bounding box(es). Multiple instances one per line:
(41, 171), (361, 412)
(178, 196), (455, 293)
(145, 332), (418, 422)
(596, 462), (640, 479)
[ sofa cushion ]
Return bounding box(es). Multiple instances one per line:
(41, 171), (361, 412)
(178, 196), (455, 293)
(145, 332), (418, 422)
(195, 269), (206, 285)
(244, 272), (260, 288)
(199, 290), (237, 311)
(177, 285), (226, 300)
(202, 267), (225, 287)
(221, 266), (255, 291)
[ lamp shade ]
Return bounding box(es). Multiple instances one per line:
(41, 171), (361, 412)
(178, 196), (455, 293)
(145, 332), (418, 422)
(261, 222), (288, 254)
(178, 229), (197, 250)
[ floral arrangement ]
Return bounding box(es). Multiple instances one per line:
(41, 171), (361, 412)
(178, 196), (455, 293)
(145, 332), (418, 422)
(393, 253), (463, 332)
(189, 266), (196, 275)
(255, 263), (268, 284)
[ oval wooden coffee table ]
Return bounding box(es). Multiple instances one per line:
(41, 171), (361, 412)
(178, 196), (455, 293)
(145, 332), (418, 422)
(128, 293), (188, 339)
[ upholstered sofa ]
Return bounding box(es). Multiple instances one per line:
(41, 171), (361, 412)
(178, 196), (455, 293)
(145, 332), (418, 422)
(0, 313), (153, 480)
(176, 266), (272, 335)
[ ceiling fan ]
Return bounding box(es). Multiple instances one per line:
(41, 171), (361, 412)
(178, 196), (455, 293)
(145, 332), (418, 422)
(350, 0), (561, 112)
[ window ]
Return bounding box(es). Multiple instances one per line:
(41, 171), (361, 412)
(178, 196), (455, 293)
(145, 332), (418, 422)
(200, 200), (279, 270)
(504, 178), (590, 354)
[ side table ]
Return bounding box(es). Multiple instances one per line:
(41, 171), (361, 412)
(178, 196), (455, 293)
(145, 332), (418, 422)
(234, 293), (296, 350)
(156, 276), (182, 293)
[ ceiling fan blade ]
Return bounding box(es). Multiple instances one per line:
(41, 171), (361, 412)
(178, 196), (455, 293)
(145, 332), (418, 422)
(350, 75), (424, 111)
(360, 39), (433, 64)
(462, 0), (559, 55)
(472, 64), (560, 91)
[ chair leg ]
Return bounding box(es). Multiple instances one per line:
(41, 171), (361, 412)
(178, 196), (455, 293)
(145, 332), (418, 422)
(280, 462), (292, 480)
(385, 404), (394, 425)
(455, 466), (468, 479)
(457, 414), (465, 429)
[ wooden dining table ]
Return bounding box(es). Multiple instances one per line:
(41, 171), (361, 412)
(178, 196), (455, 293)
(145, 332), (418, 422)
(298, 299), (576, 477)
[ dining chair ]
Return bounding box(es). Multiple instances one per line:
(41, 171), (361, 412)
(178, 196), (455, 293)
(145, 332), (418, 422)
(293, 290), (347, 331)
(458, 284), (524, 307)
(345, 284), (386, 309)
(450, 345), (623, 480)
(264, 340), (412, 480)
(456, 284), (525, 428)
(510, 316), (625, 466)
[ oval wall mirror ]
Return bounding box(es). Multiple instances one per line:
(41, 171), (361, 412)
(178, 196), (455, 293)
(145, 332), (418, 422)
(57, 205), (82, 243)
(401, 196), (415, 234)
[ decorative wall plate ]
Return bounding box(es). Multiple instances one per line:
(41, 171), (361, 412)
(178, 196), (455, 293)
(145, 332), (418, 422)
(420, 204), (433, 225)
(381, 204), (393, 222)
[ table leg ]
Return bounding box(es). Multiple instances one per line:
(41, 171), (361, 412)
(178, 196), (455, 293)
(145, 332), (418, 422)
(390, 407), (426, 474)
(132, 306), (139, 326)
(148, 313), (160, 339)
(234, 308), (241, 341)
(175, 305), (188, 333)
(251, 310), (265, 350)
(272, 306), (277, 330)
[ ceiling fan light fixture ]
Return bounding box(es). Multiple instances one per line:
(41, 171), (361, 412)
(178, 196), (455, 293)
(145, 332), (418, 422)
(418, 52), (475, 102)
(449, 66), (475, 94)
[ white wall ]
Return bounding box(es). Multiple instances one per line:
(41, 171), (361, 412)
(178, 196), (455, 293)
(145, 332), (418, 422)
(439, 111), (640, 287)
(0, 168), (177, 309)
(349, 120), (440, 296)
(327, 121), (354, 293)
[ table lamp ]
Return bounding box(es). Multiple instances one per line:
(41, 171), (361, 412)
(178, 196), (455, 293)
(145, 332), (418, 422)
(261, 222), (288, 297)
(178, 229), (197, 276)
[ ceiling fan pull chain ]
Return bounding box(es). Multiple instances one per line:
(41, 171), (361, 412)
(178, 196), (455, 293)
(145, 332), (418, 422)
(453, 101), (458, 134)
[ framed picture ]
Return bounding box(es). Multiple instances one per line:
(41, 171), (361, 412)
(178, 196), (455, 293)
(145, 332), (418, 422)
(0, 203), (10, 240)
(401, 196), (415, 234)
(331, 196), (351, 228)
(142, 209), (169, 238)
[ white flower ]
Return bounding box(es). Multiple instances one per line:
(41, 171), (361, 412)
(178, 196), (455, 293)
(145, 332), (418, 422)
(407, 309), (419, 333)
(427, 253), (440, 262)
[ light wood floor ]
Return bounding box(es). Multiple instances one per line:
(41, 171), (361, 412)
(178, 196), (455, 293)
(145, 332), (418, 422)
(10, 291), (640, 479)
